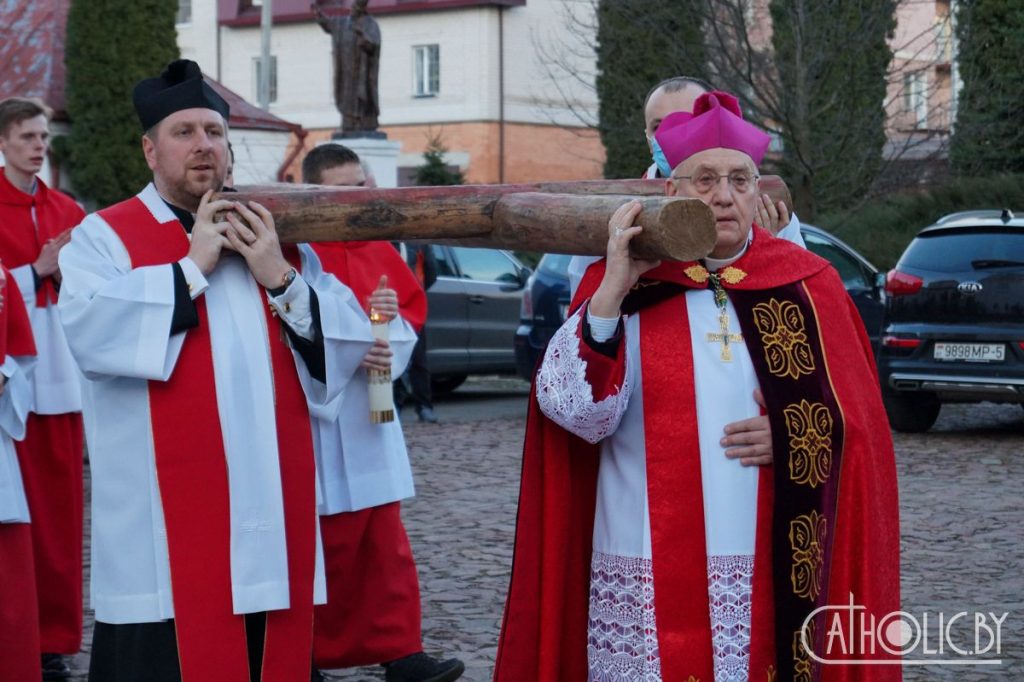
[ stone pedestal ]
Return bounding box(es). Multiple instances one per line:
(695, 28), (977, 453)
(325, 135), (402, 188)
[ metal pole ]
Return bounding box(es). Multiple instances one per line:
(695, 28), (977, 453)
(259, 0), (274, 111)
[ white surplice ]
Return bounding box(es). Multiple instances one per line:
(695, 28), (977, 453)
(8, 264), (81, 415)
(313, 313), (418, 515)
(537, 249), (762, 682)
(57, 184), (375, 624)
(0, 354), (36, 523)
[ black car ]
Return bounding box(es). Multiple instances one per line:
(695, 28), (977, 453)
(426, 245), (531, 393)
(877, 209), (1024, 432)
(513, 253), (573, 380)
(513, 226), (885, 380)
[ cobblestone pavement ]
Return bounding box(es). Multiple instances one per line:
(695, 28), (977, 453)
(68, 400), (1023, 681)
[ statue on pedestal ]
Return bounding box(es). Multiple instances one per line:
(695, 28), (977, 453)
(313, 0), (383, 138)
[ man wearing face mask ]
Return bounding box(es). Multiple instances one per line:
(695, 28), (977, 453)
(568, 76), (805, 298)
(495, 91), (900, 682)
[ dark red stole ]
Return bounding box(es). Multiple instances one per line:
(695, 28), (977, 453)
(97, 197), (317, 681)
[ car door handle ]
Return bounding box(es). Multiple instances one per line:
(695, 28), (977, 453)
(468, 295), (486, 304)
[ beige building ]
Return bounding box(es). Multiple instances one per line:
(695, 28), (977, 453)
(176, 0), (605, 184)
(885, 0), (956, 162)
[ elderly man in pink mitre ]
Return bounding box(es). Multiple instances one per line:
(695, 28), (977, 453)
(493, 91), (901, 682)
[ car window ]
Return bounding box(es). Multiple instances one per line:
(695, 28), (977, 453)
(538, 254), (573, 278)
(902, 230), (1024, 273)
(803, 232), (870, 288)
(451, 246), (520, 284)
(431, 245), (458, 277)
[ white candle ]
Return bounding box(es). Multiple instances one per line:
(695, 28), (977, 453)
(368, 309), (395, 423)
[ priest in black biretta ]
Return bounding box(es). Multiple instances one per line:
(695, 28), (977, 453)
(133, 59), (230, 132)
(80, 57), (336, 682)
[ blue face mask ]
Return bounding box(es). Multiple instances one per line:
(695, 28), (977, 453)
(649, 135), (673, 178)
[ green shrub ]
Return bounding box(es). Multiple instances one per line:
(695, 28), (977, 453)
(816, 174), (1024, 269)
(65, 0), (180, 207)
(414, 135), (464, 186)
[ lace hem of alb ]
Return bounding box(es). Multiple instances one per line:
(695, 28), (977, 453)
(585, 552), (755, 682)
(587, 552), (660, 682)
(536, 309), (630, 444)
(709, 554), (754, 682)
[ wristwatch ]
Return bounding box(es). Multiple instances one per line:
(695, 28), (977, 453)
(267, 268), (297, 297)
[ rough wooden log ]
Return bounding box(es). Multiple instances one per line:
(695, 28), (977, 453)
(223, 185), (718, 261)
(235, 175), (793, 212)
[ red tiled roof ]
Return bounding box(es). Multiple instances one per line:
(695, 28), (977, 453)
(0, 0), (71, 118)
(0, 0), (301, 133)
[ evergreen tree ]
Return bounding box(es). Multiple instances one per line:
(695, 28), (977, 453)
(594, 0), (707, 179)
(950, 0), (1024, 176)
(770, 0), (897, 217)
(64, 0), (180, 207)
(414, 135), (464, 186)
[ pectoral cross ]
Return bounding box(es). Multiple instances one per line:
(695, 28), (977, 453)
(707, 308), (744, 362)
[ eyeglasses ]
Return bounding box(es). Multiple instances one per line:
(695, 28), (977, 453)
(671, 171), (759, 194)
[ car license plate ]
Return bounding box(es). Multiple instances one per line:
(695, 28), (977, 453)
(933, 342), (1005, 362)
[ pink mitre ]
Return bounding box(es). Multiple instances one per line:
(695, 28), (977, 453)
(654, 91), (771, 171)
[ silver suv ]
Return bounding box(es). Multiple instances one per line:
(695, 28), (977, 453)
(425, 245), (531, 393)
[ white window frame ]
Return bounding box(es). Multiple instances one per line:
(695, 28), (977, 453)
(176, 0), (192, 25)
(904, 72), (928, 130)
(413, 44), (440, 98)
(253, 56), (278, 104)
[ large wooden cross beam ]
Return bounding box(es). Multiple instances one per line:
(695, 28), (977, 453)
(222, 176), (792, 263)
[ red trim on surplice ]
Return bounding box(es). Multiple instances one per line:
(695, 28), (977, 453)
(97, 197), (317, 681)
(494, 230), (900, 681)
(312, 241), (427, 331)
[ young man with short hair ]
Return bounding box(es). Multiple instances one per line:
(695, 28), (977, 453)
(303, 143), (465, 682)
(0, 96), (85, 680)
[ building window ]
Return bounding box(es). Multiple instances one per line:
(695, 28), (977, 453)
(176, 0), (192, 24)
(904, 72), (928, 129)
(413, 45), (440, 97)
(253, 56), (278, 104)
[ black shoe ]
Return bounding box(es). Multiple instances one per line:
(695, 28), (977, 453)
(41, 654), (71, 681)
(383, 652), (465, 682)
(416, 407), (439, 424)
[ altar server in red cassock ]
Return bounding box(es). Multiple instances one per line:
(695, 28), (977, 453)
(494, 91), (901, 682)
(0, 266), (42, 681)
(56, 60), (375, 682)
(301, 144), (465, 682)
(0, 96), (85, 674)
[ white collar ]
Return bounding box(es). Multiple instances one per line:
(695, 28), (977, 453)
(704, 228), (754, 271)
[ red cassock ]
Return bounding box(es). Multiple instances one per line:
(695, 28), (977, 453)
(0, 171), (85, 654)
(0, 267), (41, 682)
(494, 229), (901, 681)
(310, 241), (428, 667)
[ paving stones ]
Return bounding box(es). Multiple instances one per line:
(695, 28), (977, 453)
(69, 400), (1024, 681)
